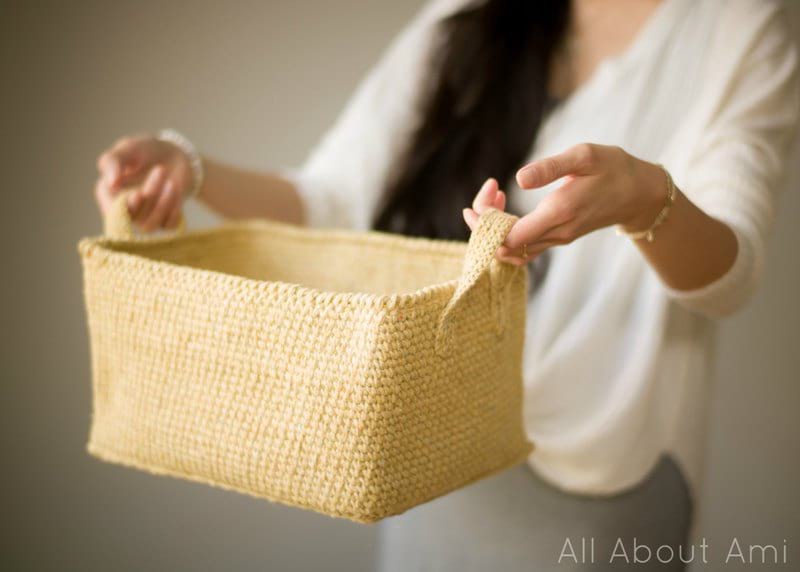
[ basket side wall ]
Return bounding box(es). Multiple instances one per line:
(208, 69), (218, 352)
(81, 248), (389, 521)
(360, 269), (532, 518)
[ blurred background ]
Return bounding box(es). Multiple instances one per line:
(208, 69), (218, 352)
(1, 1), (797, 570)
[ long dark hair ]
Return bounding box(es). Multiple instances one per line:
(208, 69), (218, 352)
(374, 0), (571, 241)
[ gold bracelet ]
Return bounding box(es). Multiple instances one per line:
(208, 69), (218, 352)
(615, 164), (676, 243)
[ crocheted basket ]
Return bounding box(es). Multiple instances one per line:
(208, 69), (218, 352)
(78, 194), (532, 523)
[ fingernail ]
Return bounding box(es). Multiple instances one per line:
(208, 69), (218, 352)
(517, 165), (535, 186)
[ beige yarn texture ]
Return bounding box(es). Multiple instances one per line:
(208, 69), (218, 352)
(79, 194), (532, 523)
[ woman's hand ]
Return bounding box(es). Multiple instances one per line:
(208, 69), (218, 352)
(463, 143), (667, 265)
(94, 134), (196, 231)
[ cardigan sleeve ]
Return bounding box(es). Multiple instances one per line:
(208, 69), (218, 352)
(284, 0), (461, 231)
(665, 2), (799, 318)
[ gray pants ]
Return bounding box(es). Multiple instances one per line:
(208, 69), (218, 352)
(376, 456), (693, 571)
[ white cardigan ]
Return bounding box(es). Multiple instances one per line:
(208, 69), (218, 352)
(287, 0), (799, 498)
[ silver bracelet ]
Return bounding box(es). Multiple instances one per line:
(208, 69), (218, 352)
(158, 128), (204, 199)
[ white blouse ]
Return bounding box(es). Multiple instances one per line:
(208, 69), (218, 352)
(287, 0), (799, 498)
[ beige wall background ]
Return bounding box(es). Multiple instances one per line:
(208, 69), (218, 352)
(1, 1), (797, 570)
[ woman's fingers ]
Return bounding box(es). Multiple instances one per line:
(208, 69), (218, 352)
(141, 179), (179, 232)
(94, 175), (144, 217)
(463, 178), (518, 261)
(164, 196), (183, 230)
(463, 207), (528, 266)
(500, 239), (562, 261)
(516, 143), (598, 189)
(504, 208), (556, 249)
(492, 189), (506, 211)
(97, 137), (148, 191)
(497, 253), (527, 266)
(462, 207), (479, 231)
(462, 175), (571, 264)
(127, 191), (143, 215)
(94, 167), (181, 231)
(469, 177), (507, 217)
(132, 166), (168, 225)
(503, 185), (581, 249)
(500, 215), (578, 262)
(523, 240), (562, 261)
(467, 178), (506, 223)
(462, 191), (507, 229)
(463, 176), (505, 230)
(93, 134), (193, 228)
(472, 178), (498, 212)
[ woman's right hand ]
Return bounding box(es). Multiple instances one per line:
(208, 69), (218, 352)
(94, 134), (195, 231)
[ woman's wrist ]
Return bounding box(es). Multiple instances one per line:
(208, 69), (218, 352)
(618, 158), (671, 233)
(157, 129), (204, 200)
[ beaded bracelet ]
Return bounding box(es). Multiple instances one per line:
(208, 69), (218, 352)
(158, 128), (204, 200)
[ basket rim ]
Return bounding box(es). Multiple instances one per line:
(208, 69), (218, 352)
(78, 218), (469, 310)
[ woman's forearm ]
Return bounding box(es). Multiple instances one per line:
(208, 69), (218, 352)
(197, 157), (305, 225)
(624, 164), (739, 291)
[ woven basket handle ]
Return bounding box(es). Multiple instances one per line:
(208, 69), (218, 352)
(435, 208), (519, 356)
(104, 190), (186, 240)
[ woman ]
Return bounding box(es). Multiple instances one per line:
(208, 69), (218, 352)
(93, 0), (798, 569)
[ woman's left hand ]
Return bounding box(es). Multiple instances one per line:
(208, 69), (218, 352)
(463, 143), (667, 265)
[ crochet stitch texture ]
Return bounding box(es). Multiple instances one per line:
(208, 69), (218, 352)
(79, 195), (532, 522)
